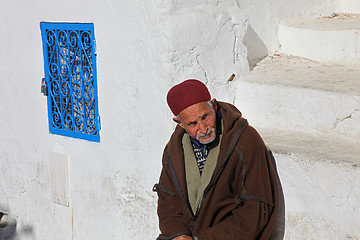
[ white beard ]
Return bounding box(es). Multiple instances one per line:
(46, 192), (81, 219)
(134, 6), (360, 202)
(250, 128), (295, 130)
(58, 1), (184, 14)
(197, 127), (216, 144)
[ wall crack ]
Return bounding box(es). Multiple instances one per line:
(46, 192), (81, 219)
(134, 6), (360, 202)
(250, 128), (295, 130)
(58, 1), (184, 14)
(196, 54), (209, 83)
(333, 108), (359, 129)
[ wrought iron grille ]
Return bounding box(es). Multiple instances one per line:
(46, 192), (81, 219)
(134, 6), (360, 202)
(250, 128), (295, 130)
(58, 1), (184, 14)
(40, 22), (100, 142)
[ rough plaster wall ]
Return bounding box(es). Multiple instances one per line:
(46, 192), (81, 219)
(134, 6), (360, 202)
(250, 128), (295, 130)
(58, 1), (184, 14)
(0, 0), (170, 239)
(158, 0), (336, 71)
(0, 0), (253, 239)
(158, 0), (249, 104)
(237, 0), (336, 63)
(275, 153), (360, 239)
(0, 1), (61, 239)
(237, 80), (360, 140)
(334, 0), (360, 13)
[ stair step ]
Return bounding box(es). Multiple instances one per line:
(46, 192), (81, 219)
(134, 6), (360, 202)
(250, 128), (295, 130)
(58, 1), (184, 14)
(235, 55), (360, 140)
(259, 128), (360, 164)
(278, 13), (360, 63)
(270, 136), (360, 239)
(263, 125), (360, 238)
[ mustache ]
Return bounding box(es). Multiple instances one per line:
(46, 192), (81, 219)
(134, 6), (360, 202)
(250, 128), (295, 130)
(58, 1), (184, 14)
(196, 127), (215, 140)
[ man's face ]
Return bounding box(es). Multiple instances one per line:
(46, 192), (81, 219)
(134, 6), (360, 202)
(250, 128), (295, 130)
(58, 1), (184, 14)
(176, 100), (217, 144)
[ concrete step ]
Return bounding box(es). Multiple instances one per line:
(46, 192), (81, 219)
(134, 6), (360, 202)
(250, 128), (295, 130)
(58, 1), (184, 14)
(235, 54), (360, 141)
(233, 47), (360, 237)
(264, 130), (360, 239)
(337, 1), (360, 14)
(258, 127), (360, 239)
(260, 128), (360, 165)
(277, 13), (360, 63)
(254, 116), (360, 239)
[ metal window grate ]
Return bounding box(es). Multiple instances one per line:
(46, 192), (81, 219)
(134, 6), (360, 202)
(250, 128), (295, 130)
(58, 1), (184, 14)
(40, 22), (100, 142)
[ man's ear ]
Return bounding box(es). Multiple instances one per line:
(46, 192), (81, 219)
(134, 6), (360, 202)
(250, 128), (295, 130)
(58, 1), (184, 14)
(173, 117), (184, 129)
(211, 98), (218, 111)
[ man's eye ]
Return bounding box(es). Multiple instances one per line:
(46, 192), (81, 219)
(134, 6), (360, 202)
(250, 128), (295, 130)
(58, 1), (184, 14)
(202, 114), (209, 120)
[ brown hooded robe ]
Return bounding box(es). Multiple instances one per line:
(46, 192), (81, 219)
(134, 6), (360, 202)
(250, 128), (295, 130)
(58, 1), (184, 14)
(153, 102), (280, 240)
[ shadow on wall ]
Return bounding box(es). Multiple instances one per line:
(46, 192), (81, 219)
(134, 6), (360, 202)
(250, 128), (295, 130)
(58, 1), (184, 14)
(0, 211), (16, 240)
(243, 24), (268, 70)
(0, 210), (34, 240)
(269, 150), (286, 240)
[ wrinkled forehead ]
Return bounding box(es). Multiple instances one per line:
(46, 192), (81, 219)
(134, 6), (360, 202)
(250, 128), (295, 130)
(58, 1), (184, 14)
(178, 101), (214, 121)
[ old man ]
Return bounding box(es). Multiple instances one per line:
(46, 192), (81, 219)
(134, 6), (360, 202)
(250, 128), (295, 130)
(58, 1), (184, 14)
(153, 79), (279, 240)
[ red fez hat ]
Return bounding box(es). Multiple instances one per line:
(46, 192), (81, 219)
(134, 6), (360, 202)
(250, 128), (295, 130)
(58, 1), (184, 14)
(167, 79), (211, 116)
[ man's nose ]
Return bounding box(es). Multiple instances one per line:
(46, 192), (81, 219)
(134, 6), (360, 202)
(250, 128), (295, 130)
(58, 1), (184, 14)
(198, 122), (207, 133)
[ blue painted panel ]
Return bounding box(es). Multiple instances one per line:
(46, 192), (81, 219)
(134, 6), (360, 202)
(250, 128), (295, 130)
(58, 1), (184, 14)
(40, 22), (100, 142)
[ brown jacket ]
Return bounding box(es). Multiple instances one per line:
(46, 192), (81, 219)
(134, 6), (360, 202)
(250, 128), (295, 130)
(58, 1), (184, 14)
(153, 102), (279, 240)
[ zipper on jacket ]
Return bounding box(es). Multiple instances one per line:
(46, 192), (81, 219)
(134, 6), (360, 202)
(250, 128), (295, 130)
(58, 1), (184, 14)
(152, 183), (177, 197)
(167, 156), (195, 217)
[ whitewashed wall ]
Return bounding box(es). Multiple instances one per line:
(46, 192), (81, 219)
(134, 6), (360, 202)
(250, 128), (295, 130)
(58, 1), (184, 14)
(159, 1), (249, 103)
(0, 0), (342, 239)
(237, 0), (335, 67)
(0, 0), (170, 239)
(335, 0), (360, 13)
(159, 0), (336, 86)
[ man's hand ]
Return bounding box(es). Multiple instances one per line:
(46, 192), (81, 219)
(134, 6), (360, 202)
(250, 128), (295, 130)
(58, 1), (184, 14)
(173, 236), (192, 240)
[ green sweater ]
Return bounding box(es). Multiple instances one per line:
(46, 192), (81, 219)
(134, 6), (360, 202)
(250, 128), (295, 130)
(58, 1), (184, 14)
(182, 127), (222, 215)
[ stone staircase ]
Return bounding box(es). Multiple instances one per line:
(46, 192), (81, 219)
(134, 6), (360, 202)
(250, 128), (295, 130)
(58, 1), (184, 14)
(235, 13), (360, 239)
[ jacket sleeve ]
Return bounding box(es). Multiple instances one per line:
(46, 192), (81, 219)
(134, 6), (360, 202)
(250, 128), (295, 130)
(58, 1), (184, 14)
(154, 150), (192, 240)
(200, 130), (279, 240)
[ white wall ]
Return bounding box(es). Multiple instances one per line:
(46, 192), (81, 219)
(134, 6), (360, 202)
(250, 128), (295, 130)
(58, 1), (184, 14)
(275, 152), (360, 239)
(156, 0), (337, 83)
(159, 1), (250, 103)
(0, 0), (171, 239)
(335, 0), (360, 13)
(238, 0), (335, 65)
(0, 0), (251, 239)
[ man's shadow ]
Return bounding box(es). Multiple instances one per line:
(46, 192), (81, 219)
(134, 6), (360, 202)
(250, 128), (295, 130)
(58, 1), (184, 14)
(0, 211), (17, 240)
(0, 205), (35, 240)
(269, 150), (286, 240)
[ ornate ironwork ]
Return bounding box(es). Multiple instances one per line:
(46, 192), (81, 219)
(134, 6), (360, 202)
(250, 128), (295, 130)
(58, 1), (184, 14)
(40, 22), (100, 142)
